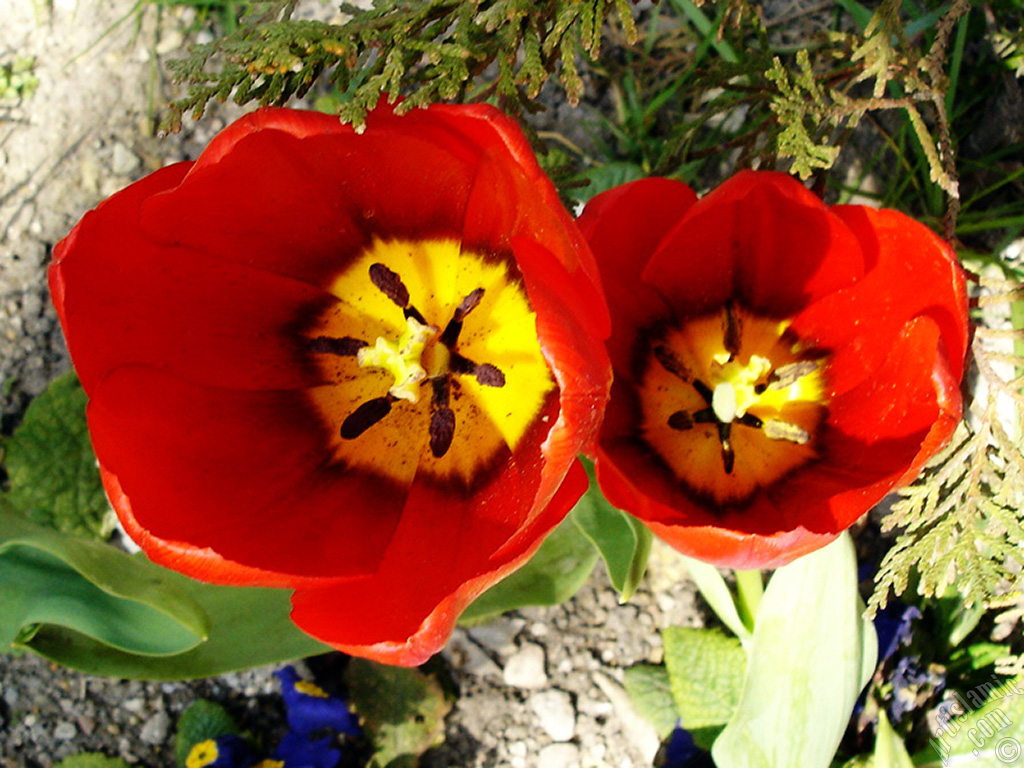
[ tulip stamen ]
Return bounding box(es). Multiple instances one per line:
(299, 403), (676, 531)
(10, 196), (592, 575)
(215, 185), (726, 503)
(308, 336), (368, 356)
(340, 395), (395, 439)
(640, 302), (829, 499)
(321, 261), (512, 459)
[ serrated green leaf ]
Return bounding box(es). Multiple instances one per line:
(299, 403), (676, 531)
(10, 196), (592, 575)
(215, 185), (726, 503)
(460, 513), (598, 623)
(663, 627), (746, 733)
(175, 700), (240, 768)
(346, 658), (452, 768)
(913, 676), (1024, 767)
(52, 754), (131, 768)
(624, 664), (679, 738)
(1, 372), (111, 540)
(713, 532), (874, 768)
(570, 162), (646, 204)
(0, 509), (207, 655)
(572, 460), (651, 601)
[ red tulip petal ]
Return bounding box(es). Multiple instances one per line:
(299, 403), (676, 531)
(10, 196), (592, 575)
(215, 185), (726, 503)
(791, 205), (968, 392)
(643, 171), (864, 318)
(87, 365), (406, 581)
(50, 163), (343, 394)
(290, 459), (589, 665)
(577, 178), (697, 376)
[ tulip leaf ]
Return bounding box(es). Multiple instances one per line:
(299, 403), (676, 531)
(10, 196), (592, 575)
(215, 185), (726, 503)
(460, 514), (599, 623)
(712, 532), (875, 768)
(872, 709), (914, 768)
(0, 372), (112, 541)
(0, 508), (207, 656)
(22, 572), (332, 680)
(572, 460), (651, 601)
(1, 507), (331, 679)
(623, 663), (680, 739)
(663, 626), (746, 738)
(346, 658), (452, 768)
(679, 555), (752, 643)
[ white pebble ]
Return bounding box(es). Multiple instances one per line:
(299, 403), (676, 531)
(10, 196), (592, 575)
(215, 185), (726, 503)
(529, 689), (576, 742)
(503, 642), (548, 689)
(537, 742), (581, 768)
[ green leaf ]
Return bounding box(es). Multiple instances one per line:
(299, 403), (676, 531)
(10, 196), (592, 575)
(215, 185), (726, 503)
(460, 514), (598, 623)
(570, 162), (646, 204)
(2, 508), (331, 679)
(663, 626), (746, 738)
(1, 372), (111, 540)
(713, 532), (874, 768)
(52, 756), (131, 768)
(871, 708), (913, 768)
(679, 555), (752, 643)
(0, 508), (207, 655)
(346, 658), (452, 768)
(175, 700), (240, 768)
(623, 663), (679, 739)
(23, 571), (331, 680)
(572, 460), (651, 600)
(914, 677), (1024, 767)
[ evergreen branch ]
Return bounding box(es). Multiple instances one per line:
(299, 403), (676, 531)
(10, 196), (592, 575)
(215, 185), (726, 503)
(163, 0), (640, 131)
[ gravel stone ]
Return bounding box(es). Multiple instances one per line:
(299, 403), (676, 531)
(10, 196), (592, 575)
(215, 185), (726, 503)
(529, 689), (576, 742)
(139, 710), (171, 745)
(537, 742), (581, 768)
(53, 722), (77, 741)
(502, 642), (549, 689)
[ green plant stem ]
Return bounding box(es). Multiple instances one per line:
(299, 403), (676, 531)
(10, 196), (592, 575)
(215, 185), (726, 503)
(734, 569), (764, 632)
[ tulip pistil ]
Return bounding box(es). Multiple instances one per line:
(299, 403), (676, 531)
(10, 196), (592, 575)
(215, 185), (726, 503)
(640, 302), (828, 504)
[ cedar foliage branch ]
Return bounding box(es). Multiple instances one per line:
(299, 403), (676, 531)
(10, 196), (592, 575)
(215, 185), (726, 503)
(164, 0), (637, 131)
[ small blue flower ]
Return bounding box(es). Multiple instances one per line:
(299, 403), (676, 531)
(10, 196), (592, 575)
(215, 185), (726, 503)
(874, 602), (921, 664)
(659, 722), (713, 768)
(889, 655), (946, 723)
(275, 666), (361, 738)
(272, 729), (342, 768)
(184, 735), (252, 768)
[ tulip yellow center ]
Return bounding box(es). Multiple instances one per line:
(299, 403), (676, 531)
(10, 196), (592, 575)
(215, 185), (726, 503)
(639, 302), (828, 505)
(305, 238), (556, 486)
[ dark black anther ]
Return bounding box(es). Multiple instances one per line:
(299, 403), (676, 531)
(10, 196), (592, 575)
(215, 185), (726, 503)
(718, 422), (735, 474)
(668, 411), (694, 431)
(369, 263), (410, 308)
(738, 413), (764, 429)
(453, 288), (485, 322)
(692, 407), (716, 424)
(431, 376), (451, 408)
(430, 407), (456, 458)
(341, 396), (393, 439)
(474, 363), (505, 387)
(723, 300), (742, 359)
(440, 288), (485, 347)
(654, 344), (691, 381)
(309, 336), (367, 356)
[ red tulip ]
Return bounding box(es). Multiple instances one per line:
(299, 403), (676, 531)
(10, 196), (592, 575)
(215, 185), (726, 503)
(578, 171), (968, 569)
(50, 104), (611, 665)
